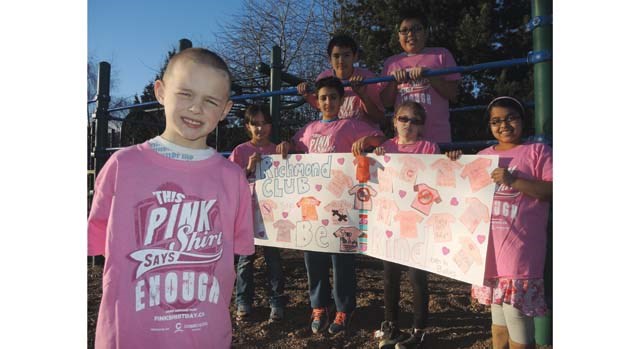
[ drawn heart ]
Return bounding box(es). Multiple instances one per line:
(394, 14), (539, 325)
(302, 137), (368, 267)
(385, 230), (393, 238)
(295, 155), (302, 161)
(450, 197), (459, 206)
(282, 212), (288, 218)
(384, 155), (391, 163)
(337, 158), (345, 165)
(477, 235), (486, 244)
(257, 231), (265, 238)
(273, 161), (280, 168)
(322, 219), (329, 226)
(315, 184), (322, 191)
(399, 190), (407, 198)
(442, 247), (450, 255)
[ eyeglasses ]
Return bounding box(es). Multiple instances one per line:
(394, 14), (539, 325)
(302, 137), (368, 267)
(396, 116), (424, 125)
(488, 115), (521, 127)
(398, 26), (424, 36)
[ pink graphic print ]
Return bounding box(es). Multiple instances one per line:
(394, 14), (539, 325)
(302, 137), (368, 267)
(309, 133), (335, 153)
(377, 167), (395, 193)
(348, 184), (378, 211)
(399, 156), (427, 183)
(333, 226), (361, 252)
(328, 170), (354, 197)
(129, 185), (224, 309)
(259, 199), (278, 222)
(323, 200), (351, 225)
(426, 213), (456, 243)
(411, 183), (442, 216)
(393, 210), (424, 239)
(431, 158), (463, 187)
(460, 157), (493, 192)
(375, 198), (399, 226)
(272, 219), (296, 242)
(458, 197), (490, 234)
(296, 196), (321, 221)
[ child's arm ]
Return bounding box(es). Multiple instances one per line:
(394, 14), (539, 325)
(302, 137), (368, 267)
(297, 82), (319, 109)
(352, 135), (386, 156)
(234, 175), (256, 256)
(380, 69), (407, 108)
(276, 141), (291, 159)
(88, 158), (117, 256)
(492, 168), (552, 201)
(349, 74), (384, 124)
(407, 67), (458, 102)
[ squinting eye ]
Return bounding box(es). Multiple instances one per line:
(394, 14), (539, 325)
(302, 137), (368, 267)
(206, 100), (217, 106)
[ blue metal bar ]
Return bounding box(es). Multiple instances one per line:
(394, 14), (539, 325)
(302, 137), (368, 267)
(101, 51), (551, 114)
(450, 101), (534, 113)
(526, 15), (552, 32)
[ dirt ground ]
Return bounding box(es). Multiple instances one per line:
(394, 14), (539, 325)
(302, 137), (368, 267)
(87, 248), (549, 348)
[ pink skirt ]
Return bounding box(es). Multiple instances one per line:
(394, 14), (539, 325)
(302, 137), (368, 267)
(471, 278), (547, 317)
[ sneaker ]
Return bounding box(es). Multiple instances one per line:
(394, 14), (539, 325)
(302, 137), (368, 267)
(328, 311), (352, 335)
(375, 321), (410, 349)
(269, 306), (284, 322)
(395, 328), (427, 349)
(310, 307), (328, 334)
(236, 304), (251, 320)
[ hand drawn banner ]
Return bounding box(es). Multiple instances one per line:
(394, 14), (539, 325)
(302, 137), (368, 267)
(251, 153), (498, 285)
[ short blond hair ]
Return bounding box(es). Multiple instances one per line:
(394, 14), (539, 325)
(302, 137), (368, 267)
(163, 48), (232, 92)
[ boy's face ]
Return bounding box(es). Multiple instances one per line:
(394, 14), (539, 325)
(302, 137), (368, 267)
(329, 45), (357, 79)
(398, 18), (427, 54)
(154, 60), (233, 149)
(317, 86), (343, 119)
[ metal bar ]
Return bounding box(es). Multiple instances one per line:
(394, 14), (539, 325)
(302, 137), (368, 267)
(270, 46), (282, 144)
(92, 62), (111, 176)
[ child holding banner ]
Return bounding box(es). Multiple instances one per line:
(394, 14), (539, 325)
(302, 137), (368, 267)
(447, 96), (552, 349)
(230, 105), (287, 322)
(367, 101), (439, 349)
(278, 76), (384, 335)
(88, 48), (255, 348)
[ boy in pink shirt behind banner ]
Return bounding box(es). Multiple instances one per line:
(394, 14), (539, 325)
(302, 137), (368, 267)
(279, 76), (385, 336)
(447, 96), (552, 349)
(229, 105), (287, 322)
(88, 48), (255, 349)
(380, 12), (461, 143)
(297, 34), (384, 126)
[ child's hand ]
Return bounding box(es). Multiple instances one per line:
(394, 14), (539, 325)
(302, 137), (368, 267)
(408, 67), (424, 81)
(246, 152), (261, 175)
(374, 146), (386, 156)
(445, 150), (462, 160)
(351, 136), (370, 156)
(391, 69), (408, 83)
(349, 75), (366, 97)
(491, 167), (517, 186)
(276, 141), (290, 159)
(297, 82), (311, 96)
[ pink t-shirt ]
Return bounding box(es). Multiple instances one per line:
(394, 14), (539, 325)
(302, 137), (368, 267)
(291, 118), (383, 153)
(379, 137), (441, 155)
(478, 142), (553, 279)
(316, 67), (384, 123)
(431, 158), (463, 187)
(88, 142), (255, 349)
(229, 141), (277, 179)
(382, 48), (461, 143)
(460, 157), (494, 192)
(394, 210), (424, 238)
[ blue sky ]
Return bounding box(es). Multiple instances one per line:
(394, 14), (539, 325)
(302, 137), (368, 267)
(88, 0), (243, 101)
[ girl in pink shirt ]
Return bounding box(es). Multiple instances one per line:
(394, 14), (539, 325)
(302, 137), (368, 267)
(447, 96), (552, 349)
(229, 105), (287, 322)
(367, 101), (440, 348)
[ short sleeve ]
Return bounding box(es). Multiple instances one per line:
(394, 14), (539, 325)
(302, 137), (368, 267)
(88, 156), (118, 256)
(291, 126), (308, 153)
(234, 174), (256, 256)
(536, 144), (553, 181)
(441, 48), (461, 81)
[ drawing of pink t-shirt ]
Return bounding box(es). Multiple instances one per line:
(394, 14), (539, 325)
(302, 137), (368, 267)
(431, 158), (463, 187)
(426, 213), (456, 243)
(348, 184), (378, 211)
(328, 169), (354, 197)
(399, 156), (427, 183)
(259, 199), (278, 222)
(296, 196), (321, 221)
(460, 157), (493, 192)
(273, 219), (296, 242)
(324, 200), (351, 225)
(377, 167), (395, 193)
(333, 226), (361, 252)
(411, 183), (442, 216)
(375, 198), (399, 226)
(393, 210), (424, 239)
(458, 197), (490, 233)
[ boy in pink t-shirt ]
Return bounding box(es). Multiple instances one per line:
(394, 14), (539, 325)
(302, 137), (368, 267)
(297, 34), (384, 126)
(88, 49), (254, 349)
(380, 13), (461, 143)
(280, 76), (384, 336)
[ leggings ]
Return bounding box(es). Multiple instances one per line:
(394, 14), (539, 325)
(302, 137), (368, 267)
(491, 303), (535, 344)
(383, 261), (428, 329)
